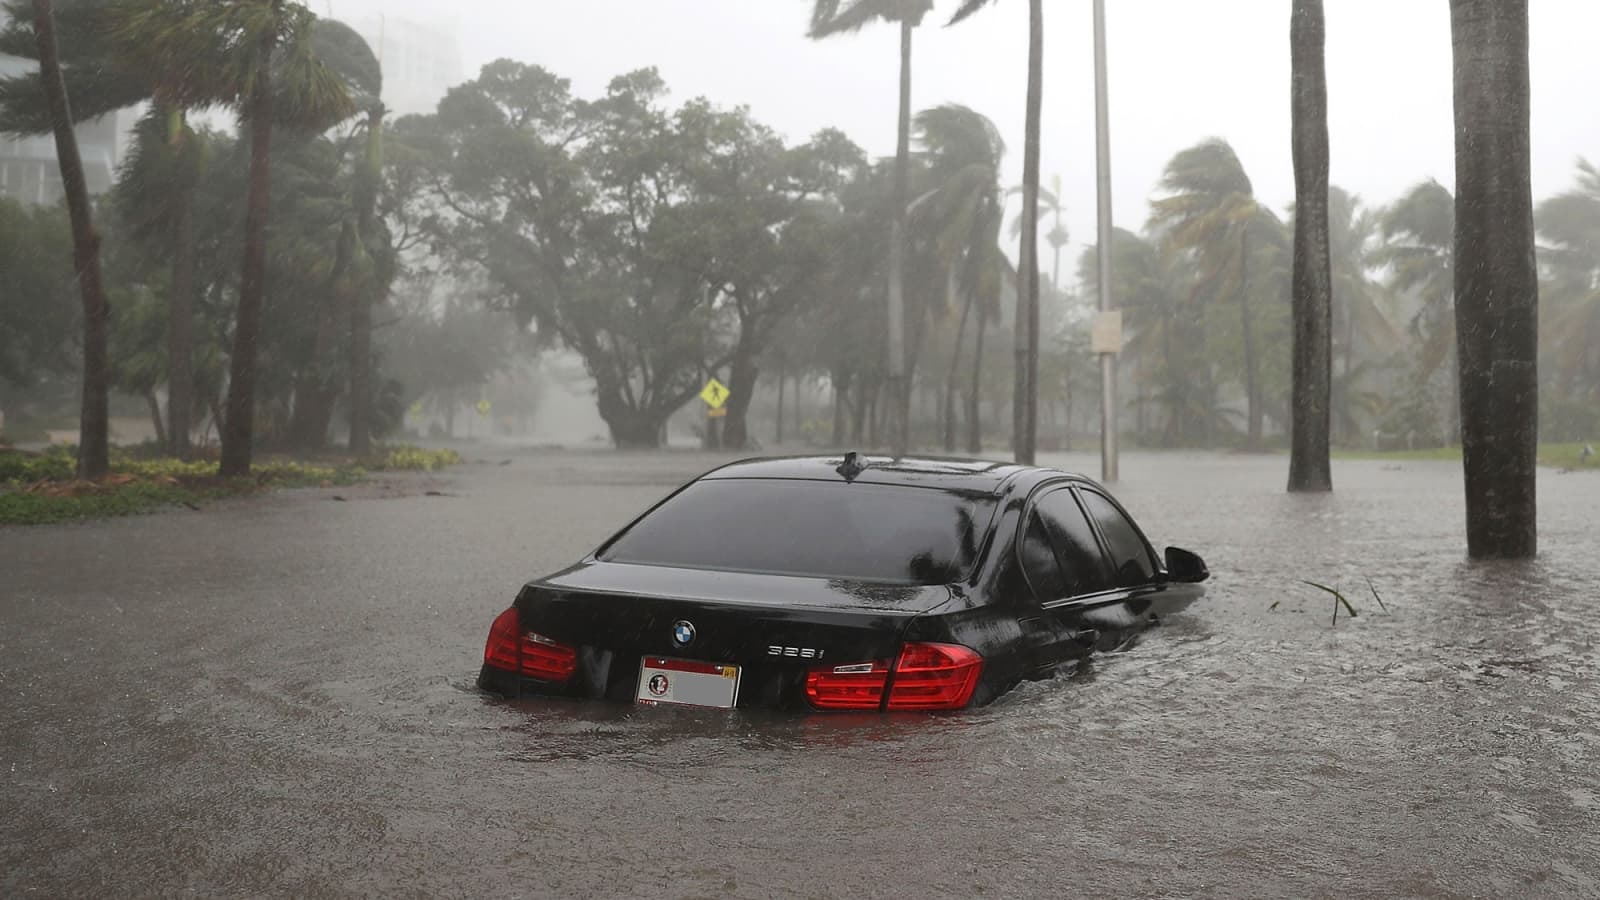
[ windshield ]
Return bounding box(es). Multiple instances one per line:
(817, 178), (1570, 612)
(598, 479), (996, 585)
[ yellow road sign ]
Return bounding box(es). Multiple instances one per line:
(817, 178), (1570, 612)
(476, 399), (491, 416)
(700, 378), (730, 410)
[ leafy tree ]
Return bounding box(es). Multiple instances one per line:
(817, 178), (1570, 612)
(0, 198), (76, 389)
(1450, 0), (1538, 558)
(1288, 0), (1332, 491)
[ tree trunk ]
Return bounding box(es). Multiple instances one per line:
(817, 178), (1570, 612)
(31, 0), (110, 479)
(145, 388), (166, 449)
(832, 371), (849, 446)
(967, 307), (988, 454)
(1451, 0), (1538, 558)
(1239, 226), (1263, 450)
(776, 355), (785, 446)
(1014, 0), (1043, 465)
(945, 287), (975, 452)
(723, 350), (757, 450)
(596, 390), (664, 449)
(220, 24), (277, 477)
(348, 104), (384, 457)
(1288, 0), (1333, 492)
(167, 108), (196, 460)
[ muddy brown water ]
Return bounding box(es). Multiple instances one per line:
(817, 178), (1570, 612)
(2, 450), (1598, 898)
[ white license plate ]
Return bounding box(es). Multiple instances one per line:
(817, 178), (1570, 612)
(636, 656), (740, 709)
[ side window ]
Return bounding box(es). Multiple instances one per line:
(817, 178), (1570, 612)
(1034, 489), (1114, 597)
(1079, 490), (1158, 587)
(1019, 513), (1067, 601)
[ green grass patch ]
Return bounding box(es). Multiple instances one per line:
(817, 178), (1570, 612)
(1332, 443), (1597, 469)
(0, 442), (459, 525)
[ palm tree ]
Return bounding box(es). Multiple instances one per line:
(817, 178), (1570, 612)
(908, 104), (1005, 453)
(1373, 179), (1456, 439)
(949, 0), (1043, 464)
(1450, 0), (1537, 558)
(115, 0), (356, 475)
(11, 0), (110, 478)
(1535, 159), (1600, 401)
(1148, 139), (1278, 449)
(1288, 0), (1332, 491)
(809, 0), (933, 456)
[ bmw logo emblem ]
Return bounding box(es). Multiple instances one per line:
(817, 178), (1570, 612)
(671, 620), (696, 647)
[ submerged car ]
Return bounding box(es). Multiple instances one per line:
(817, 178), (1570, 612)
(478, 453), (1208, 711)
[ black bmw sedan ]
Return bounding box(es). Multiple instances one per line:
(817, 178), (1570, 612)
(479, 453), (1208, 712)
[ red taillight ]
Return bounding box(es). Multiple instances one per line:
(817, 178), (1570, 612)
(483, 607), (578, 682)
(805, 642), (983, 711)
(805, 659), (890, 710)
(886, 642), (983, 710)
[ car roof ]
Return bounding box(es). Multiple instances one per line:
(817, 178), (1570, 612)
(699, 454), (1091, 496)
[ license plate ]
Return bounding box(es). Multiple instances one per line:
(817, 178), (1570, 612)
(636, 656), (740, 709)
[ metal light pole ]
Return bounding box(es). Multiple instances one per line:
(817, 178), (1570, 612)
(1092, 0), (1120, 482)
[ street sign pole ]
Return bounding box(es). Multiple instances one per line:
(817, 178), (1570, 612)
(1093, 0), (1120, 483)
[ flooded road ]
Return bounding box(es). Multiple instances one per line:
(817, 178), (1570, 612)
(3, 450), (1598, 898)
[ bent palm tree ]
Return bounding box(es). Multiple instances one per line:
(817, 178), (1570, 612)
(1148, 139), (1277, 449)
(809, 0), (933, 456)
(908, 104), (1005, 452)
(949, 0), (1044, 463)
(1535, 159), (1600, 400)
(1373, 179), (1456, 439)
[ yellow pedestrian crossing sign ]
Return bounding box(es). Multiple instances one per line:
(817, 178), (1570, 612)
(700, 378), (730, 410)
(476, 399), (491, 416)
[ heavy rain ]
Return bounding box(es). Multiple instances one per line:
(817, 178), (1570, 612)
(2, 1), (1598, 897)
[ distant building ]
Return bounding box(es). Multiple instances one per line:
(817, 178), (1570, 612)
(344, 11), (464, 117)
(0, 42), (121, 204)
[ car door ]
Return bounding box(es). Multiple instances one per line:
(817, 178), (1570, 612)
(1073, 486), (1181, 626)
(1016, 485), (1118, 674)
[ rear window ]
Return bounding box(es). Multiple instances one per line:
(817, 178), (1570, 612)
(598, 479), (996, 585)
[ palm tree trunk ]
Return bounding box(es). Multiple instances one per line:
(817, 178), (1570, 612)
(1452, 0), (1538, 558)
(884, 18), (913, 458)
(220, 24), (277, 477)
(31, 0), (110, 479)
(776, 355), (786, 446)
(1288, 0), (1333, 491)
(1013, 0), (1044, 465)
(967, 306), (988, 454)
(944, 288), (975, 452)
(167, 109), (196, 459)
(1239, 226), (1263, 450)
(348, 104), (384, 457)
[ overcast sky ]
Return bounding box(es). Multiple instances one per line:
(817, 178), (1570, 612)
(329, 0), (1597, 281)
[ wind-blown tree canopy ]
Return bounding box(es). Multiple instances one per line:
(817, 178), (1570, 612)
(112, 0), (358, 475)
(1149, 138), (1282, 450)
(1535, 159), (1600, 407)
(411, 62), (861, 448)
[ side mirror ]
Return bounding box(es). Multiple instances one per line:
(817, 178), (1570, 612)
(1164, 546), (1209, 584)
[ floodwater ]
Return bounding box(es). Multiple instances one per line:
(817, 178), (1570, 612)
(2, 449), (1598, 898)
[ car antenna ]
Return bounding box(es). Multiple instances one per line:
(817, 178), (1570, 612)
(835, 451), (868, 482)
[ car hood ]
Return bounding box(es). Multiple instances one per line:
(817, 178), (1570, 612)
(534, 559), (955, 615)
